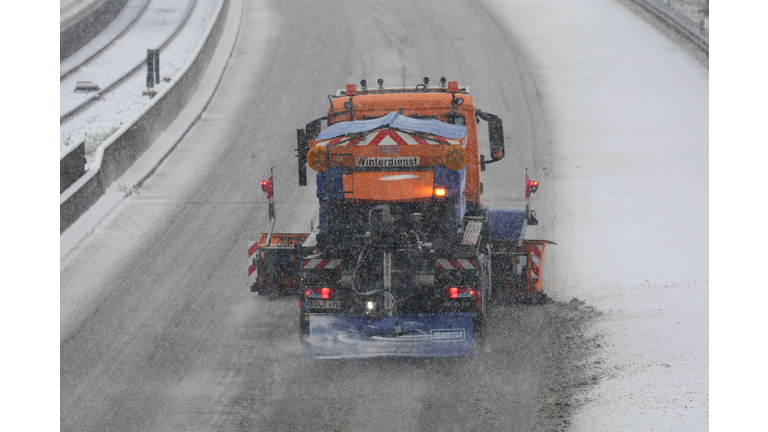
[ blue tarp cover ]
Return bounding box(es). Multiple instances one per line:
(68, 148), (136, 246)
(316, 112), (468, 140)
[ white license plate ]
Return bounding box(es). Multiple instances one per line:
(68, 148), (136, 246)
(306, 300), (341, 309)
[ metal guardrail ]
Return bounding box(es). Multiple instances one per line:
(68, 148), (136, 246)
(60, 0), (199, 125)
(629, 0), (708, 56)
(61, 0), (153, 81)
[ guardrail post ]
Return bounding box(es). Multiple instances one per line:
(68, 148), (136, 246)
(154, 49), (160, 84)
(146, 49), (155, 88)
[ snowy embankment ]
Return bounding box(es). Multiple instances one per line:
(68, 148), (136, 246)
(483, 0), (708, 430)
(60, 0), (222, 163)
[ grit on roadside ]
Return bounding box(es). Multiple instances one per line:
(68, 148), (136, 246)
(530, 301), (602, 432)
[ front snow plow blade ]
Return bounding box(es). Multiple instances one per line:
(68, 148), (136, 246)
(309, 313), (473, 359)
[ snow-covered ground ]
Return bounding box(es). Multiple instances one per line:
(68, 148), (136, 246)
(60, 0), (222, 163)
(482, 0), (708, 429)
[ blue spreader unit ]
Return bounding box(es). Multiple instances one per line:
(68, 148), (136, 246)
(309, 313), (474, 359)
(489, 209), (525, 240)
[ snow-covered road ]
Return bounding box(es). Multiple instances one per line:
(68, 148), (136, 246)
(58, 0), (709, 429)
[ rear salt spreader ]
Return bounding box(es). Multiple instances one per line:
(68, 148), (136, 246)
(248, 79), (554, 358)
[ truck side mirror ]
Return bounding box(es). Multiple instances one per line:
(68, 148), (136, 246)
(297, 119), (324, 187)
(296, 129), (307, 186)
(476, 110), (505, 162)
(488, 116), (504, 161)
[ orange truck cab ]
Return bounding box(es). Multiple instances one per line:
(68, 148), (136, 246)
(298, 80), (505, 216)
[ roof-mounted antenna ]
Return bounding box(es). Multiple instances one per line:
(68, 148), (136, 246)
(402, 66), (406, 91)
(360, 61), (367, 91)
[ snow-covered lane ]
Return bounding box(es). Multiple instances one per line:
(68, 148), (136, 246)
(483, 0), (708, 429)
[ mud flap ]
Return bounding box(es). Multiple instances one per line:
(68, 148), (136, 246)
(309, 313), (473, 359)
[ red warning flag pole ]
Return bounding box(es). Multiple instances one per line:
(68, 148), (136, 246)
(521, 168), (539, 246)
(260, 168), (276, 245)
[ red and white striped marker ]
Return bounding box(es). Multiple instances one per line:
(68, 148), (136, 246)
(302, 258), (344, 270)
(528, 245), (542, 280)
(314, 129), (465, 147)
(248, 241), (259, 282)
(435, 259), (477, 270)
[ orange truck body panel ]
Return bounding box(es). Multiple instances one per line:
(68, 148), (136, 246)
(258, 233), (309, 248)
(342, 171), (435, 202)
(322, 91), (482, 205)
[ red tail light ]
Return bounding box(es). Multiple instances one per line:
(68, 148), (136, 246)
(306, 287), (335, 299)
(444, 287), (480, 307)
(445, 287), (473, 299)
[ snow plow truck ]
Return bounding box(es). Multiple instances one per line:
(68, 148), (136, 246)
(248, 78), (552, 359)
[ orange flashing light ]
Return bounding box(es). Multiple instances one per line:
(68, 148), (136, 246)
(346, 84), (357, 96)
(434, 188), (446, 197)
(307, 145), (328, 171)
(443, 144), (467, 170)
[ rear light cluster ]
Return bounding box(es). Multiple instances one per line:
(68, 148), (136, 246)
(306, 287), (335, 299)
(444, 287), (481, 308)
